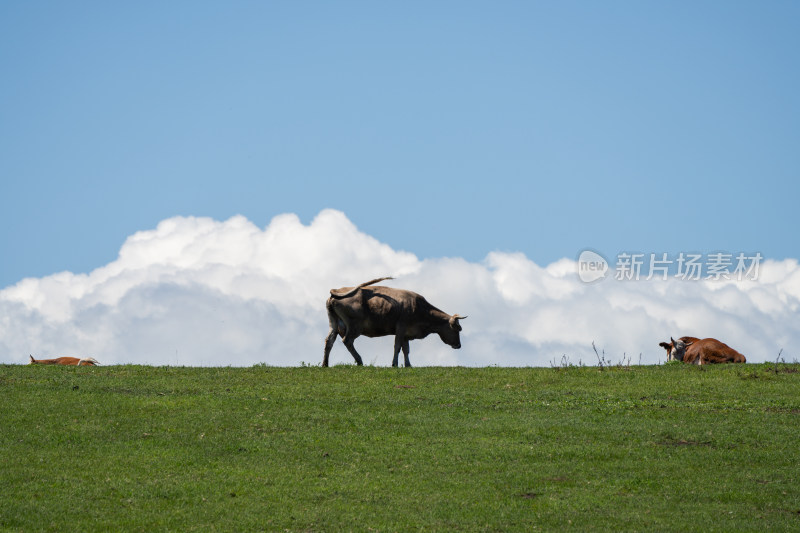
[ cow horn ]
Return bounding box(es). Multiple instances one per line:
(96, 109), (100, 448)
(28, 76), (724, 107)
(670, 337), (676, 344)
(453, 314), (468, 320)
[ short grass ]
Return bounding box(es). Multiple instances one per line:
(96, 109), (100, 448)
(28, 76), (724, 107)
(1, 363), (799, 531)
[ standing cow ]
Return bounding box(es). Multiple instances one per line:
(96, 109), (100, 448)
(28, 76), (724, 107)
(323, 277), (466, 367)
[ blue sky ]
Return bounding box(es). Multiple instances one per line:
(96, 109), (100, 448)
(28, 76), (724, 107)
(2, 1), (798, 290)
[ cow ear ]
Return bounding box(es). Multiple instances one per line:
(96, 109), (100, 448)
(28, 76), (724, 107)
(658, 342), (670, 349)
(684, 341), (693, 347)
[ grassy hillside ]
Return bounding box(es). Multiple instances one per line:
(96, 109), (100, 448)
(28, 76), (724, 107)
(1, 363), (799, 531)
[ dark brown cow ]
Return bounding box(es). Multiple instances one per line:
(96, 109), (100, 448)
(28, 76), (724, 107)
(323, 277), (466, 367)
(29, 355), (100, 366)
(658, 337), (746, 364)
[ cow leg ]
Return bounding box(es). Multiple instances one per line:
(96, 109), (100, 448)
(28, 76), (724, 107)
(323, 310), (343, 367)
(392, 336), (402, 367)
(392, 325), (408, 367)
(392, 336), (412, 367)
(342, 336), (364, 366)
(402, 339), (411, 368)
(323, 328), (338, 367)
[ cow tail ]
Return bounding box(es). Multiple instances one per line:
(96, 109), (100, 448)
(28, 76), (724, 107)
(330, 277), (393, 299)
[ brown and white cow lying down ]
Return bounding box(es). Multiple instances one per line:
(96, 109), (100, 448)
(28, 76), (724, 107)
(29, 355), (100, 366)
(658, 337), (746, 364)
(324, 277), (466, 367)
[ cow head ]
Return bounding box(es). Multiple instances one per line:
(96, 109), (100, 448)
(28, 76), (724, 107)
(439, 314), (467, 349)
(659, 337), (692, 361)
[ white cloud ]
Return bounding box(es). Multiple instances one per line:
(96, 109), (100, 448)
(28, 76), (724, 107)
(1, 210), (798, 366)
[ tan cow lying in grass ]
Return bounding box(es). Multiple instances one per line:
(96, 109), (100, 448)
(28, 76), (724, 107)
(29, 355), (100, 366)
(658, 337), (746, 364)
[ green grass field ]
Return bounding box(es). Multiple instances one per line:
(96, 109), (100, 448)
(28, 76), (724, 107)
(1, 363), (799, 532)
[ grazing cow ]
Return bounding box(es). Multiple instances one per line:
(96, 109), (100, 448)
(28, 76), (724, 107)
(323, 277), (466, 367)
(658, 338), (746, 364)
(29, 355), (100, 366)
